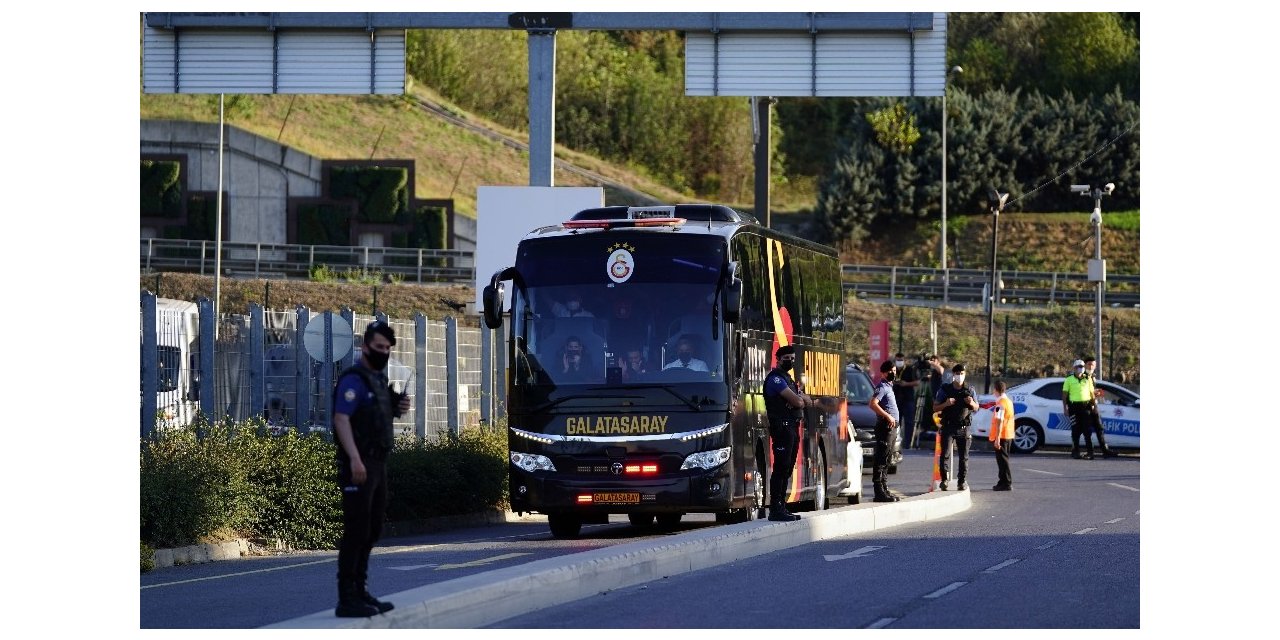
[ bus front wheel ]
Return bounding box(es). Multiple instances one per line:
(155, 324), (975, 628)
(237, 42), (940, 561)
(548, 514), (582, 539)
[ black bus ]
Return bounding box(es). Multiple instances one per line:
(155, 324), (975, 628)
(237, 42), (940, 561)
(482, 204), (853, 538)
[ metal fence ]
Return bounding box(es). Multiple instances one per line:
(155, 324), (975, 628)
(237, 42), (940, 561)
(139, 290), (504, 440)
(140, 238), (475, 283)
(841, 265), (1140, 307)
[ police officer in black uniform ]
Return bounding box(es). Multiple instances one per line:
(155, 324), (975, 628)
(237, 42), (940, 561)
(932, 363), (979, 491)
(331, 320), (410, 618)
(869, 359), (902, 502)
(763, 345), (811, 522)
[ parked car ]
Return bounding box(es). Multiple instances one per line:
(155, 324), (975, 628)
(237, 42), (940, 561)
(971, 377), (1140, 454)
(846, 364), (901, 473)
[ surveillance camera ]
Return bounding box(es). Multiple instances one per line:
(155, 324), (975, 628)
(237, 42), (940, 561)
(1104, 183), (1115, 194)
(1071, 184), (1090, 194)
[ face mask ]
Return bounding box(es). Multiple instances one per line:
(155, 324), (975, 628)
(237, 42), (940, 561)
(1075, 368), (1086, 377)
(365, 348), (390, 371)
(679, 352), (692, 364)
(895, 360), (905, 368)
(883, 371), (896, 382)
(953, 374), (965, 385)
(779, 360), (794, 372)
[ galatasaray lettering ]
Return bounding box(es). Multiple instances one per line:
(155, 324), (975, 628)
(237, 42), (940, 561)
(566, 415), (670, 435)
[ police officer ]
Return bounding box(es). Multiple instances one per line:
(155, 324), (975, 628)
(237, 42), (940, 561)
(932, 363), (978, 491)
(763, 345), (810, 522)
(332, 320), (410, 618)
(869, 359), (902, 502)
(1062, 357), (1116, 459)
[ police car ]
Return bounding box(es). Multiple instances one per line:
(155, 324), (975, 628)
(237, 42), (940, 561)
(846, 364), (902, 473)
(971, 377), (1140, 454)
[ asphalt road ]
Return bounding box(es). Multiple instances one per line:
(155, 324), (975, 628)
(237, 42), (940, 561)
(492, 448), (1140, 629)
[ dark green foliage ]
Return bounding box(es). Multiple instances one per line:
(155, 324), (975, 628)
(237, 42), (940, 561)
(386, 428), (509, 520)
(139, 418), (253, 548)
(235, 421), (344, 549)
(297, 203), (352, 246)
(330, 166), (409, 223)
(141, 542), (156, 573)
(815, 88), (1138, 247)
(140, 160), (182, 218)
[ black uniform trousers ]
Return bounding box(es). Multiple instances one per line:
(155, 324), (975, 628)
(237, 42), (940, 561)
(768, 419), (799, 506)
(872, 418), (898, 485)
(337, 455), (388, 584)
(993, 438), (1013, 487)
(938, 425), (971, 484)
(1069, 402), (1107, 454)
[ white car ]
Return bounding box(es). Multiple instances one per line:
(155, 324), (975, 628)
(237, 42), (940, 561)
(970, 377), (1140, 454)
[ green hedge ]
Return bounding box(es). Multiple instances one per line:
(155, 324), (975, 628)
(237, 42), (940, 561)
(139, 417), (509, 554)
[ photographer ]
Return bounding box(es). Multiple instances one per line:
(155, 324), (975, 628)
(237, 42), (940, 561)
(932, 363), (979, 491)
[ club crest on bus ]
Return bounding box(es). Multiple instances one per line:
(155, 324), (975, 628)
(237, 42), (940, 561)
(607, 243), (635, 283)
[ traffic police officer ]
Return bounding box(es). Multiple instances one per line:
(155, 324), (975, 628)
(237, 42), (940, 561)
(763, 345), (810, 522)
(869, 359), (902, 502)
(932, 363), (978, 490)
(332, 320), (410, 618)
(1062, 357), (1116, 459)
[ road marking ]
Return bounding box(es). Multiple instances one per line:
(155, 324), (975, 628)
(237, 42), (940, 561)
(824, 545), (886, 561)
(1108, 483), (1139, 492)
(1023, 468), (1062, 476)
(1073, 528), (1097, 535)
(141, 558), (335, 589)
(923, 582), (967, 599)
(983, 559), (1020, 573)
(1105, 518), (1125, 524)
(867, 618), (897, 629)
(1036, 541), (1060, 550)
(388, 563), (440, 571)
(435, 552), (531, 571)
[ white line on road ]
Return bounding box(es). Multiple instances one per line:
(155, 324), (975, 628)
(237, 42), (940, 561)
(388, 563), (440, 571)
(1105, 518), (1125, 524)
(141, 558), (335, 589)
(867, 618), (898, 629)
(1022, 468), (1063, 476)
(1108, 483), (1139, 492)
(924, 582), (967, 599)
(1073, 528), (1097, 535)
(983, 559), (1020, 573)
(824, 545), (886, 561)
(1036, 541), (1060, 550)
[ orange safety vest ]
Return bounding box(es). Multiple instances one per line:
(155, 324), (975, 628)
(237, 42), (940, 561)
(989, 395), (1015, 441)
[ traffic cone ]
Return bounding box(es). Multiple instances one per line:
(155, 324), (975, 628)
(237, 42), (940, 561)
(929, 412), (943, 492)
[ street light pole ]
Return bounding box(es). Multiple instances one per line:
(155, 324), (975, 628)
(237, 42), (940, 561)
(1072, 183), (1114, 380)
(941, 65), (962, 304)
(985, 188), (1008, 395)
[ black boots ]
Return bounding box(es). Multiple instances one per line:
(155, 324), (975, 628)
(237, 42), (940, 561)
(335, 580), (382, 618)
(768, 501), (801, 521)
(358, 581), (394, 614)
(873, 481), (900, 502)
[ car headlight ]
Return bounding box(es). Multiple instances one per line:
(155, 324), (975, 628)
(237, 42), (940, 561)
(680, 447), (731, 471)
(510, 451), (556, 472)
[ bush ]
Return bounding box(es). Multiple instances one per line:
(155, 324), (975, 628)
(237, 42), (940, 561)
(386, 426), (509, 521)
(139, 417), (253, 548)
(141, 541), (156, 573)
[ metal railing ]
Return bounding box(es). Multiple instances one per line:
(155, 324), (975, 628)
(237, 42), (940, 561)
(840, 265), (1140, 307)
(140, 238), (475, 283)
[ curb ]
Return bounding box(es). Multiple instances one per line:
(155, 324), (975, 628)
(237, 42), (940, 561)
(266, 489), (973, 629)
(148, 510), (545, 570)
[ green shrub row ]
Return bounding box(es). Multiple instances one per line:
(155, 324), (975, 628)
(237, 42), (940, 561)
(139, 416), (509, 554)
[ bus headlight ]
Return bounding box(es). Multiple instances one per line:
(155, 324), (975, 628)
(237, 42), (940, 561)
(680, 447), (731, 471)
(511, 452), (556, 472)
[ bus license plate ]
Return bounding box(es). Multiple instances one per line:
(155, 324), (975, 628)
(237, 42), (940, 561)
(593, 492), (641, 504)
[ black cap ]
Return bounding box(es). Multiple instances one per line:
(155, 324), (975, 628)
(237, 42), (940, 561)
(775, 345), (795, 358)
(364, 320), (396, 346)
(952, 363), (966, 373)
(880, 359), (896, 373)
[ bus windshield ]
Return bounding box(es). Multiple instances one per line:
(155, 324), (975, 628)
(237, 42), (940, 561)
(510, 233), (727, 388)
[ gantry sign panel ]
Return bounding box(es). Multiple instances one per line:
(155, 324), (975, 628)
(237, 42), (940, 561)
(685, 12), (946, 97)
(142, 27), (405, 94)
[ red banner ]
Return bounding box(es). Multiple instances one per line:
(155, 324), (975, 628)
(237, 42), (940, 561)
(868, 320), (890, 376)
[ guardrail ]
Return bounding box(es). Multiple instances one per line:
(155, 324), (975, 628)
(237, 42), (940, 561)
(841, 264), (1140, 307)
(140, 238), (1138, 307)
(140, 238), (475, 283)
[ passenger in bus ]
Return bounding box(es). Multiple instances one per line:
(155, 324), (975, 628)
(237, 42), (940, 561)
(552, 291), (595, 318)
(621, 347), (649, 381)
(607, 296), (650, 351)
(662, 336), (709, 371)
(558, 335), (597, 382)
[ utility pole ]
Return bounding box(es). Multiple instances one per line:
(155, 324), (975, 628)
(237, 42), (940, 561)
(1072, 183), (1114, 380)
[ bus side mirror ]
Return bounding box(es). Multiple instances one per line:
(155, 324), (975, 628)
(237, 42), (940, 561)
(482, 282), (505, 329)
(722, 262), (742, 324)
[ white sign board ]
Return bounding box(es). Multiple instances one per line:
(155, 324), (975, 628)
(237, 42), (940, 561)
(475, 186), (605, 310)
(685, 12), (946, 97)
